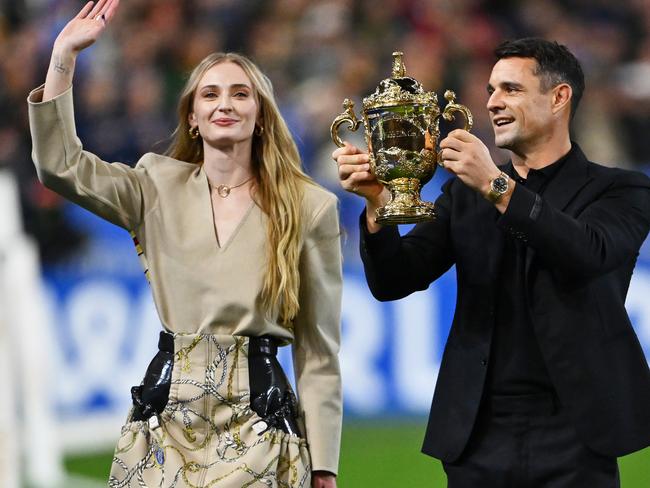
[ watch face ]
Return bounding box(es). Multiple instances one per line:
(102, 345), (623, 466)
(492, 176), (508, 194)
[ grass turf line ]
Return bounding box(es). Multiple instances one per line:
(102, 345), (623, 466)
(64, 420), (650, 487)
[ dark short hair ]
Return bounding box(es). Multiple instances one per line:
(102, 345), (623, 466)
(494, 38), (585, 118)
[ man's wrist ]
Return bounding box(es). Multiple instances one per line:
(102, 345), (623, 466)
(485, 171), (511, 203)
(365, 189), (390, 233)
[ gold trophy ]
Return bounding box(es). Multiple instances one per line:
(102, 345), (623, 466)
(331, 52), (473, 224)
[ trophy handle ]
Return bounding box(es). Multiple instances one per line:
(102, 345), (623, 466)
(436, 90), (474, 166)
(441, 90), (473, 131)
(331, 99), (361, 148)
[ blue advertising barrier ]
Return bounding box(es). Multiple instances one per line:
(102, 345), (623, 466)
(42, 173), (650, 425)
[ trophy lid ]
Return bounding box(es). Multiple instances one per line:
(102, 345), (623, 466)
(363, 51), (438, 110)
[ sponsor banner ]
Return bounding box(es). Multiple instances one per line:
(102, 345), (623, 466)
(44, 202), (650, 423)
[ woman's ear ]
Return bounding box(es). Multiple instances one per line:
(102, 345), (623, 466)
(188, 112), (197, 128)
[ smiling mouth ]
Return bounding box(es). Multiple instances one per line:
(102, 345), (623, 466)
(493, 118), (514, 128)
(213, 119), (239, 125)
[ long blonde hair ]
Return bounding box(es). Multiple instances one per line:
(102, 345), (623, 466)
(166, 52), (313, 326)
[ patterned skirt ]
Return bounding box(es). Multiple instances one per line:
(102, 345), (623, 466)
(108, 334), (311, 487)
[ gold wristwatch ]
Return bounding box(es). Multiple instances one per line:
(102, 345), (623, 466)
(486, 171), (510, 203)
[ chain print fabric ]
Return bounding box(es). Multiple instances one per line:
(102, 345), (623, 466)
(109, 334), (311, 487)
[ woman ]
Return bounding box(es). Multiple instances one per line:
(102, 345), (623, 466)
(28, 1), (342, 487)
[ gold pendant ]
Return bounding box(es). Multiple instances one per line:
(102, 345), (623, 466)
(216, 185), (231, 198)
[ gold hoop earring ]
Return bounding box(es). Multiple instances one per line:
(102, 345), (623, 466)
(255, 125), (264, 136)
(189, 126), (200, 139)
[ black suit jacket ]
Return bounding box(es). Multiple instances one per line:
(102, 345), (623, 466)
(360, 145), (650, 462)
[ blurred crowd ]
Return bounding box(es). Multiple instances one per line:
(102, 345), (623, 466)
(1, 0), (650, 263)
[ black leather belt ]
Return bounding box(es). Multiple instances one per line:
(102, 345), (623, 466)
(248, 336), (279, 356)
(158, 330), (174, 353)
(248, 336), (302, 437)
(130, 332), (301, 437)
(130, 331), (174, 421)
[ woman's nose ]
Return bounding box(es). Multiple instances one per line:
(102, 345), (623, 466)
(218, 94), (233, 111)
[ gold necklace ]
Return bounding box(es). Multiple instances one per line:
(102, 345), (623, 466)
(212, 176), (254, 198)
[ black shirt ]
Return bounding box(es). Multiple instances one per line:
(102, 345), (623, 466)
(486, 148), (572, 396)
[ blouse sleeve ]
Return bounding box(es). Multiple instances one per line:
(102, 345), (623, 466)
(292, 191), (343, 474)
(27, 84), (154, 230)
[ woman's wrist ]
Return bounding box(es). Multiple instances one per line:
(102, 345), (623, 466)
(51, 47), (77, 68)
(43, 49), (77, 101)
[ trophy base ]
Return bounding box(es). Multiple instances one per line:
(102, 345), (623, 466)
(375, 204), (435, 224)
(375, 178), (436, 225)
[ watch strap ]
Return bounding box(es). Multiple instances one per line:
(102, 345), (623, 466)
(486, 171), (510, 203)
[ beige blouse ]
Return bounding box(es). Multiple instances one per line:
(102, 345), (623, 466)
(28, 85), (343, 474)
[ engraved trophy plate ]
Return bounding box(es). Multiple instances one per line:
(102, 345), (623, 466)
(331, 52), (473, 224)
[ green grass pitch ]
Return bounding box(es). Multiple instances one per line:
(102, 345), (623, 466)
(64, 419), (650, 486)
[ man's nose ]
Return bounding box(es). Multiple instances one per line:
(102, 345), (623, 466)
(487, 91), (503, 112)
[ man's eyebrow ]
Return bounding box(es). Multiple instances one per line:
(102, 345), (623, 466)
(486, 81), (524, 92)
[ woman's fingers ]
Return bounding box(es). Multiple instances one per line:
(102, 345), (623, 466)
(75, 1), (95, 19)
(88, 0), (109, 19)
(104, 0), (120, 22)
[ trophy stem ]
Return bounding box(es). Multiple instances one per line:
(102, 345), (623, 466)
(375, 177), (435, 224)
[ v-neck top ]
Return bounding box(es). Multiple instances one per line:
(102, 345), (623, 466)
(210, 198), (256, 250)
(27, 85), (343, 474)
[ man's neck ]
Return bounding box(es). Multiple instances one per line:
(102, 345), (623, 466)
(510, 135), (571, 179)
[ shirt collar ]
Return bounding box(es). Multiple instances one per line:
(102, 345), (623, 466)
(504, 144), (575, 183)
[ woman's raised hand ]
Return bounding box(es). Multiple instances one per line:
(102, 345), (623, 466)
(53, 0), (120, 55)
(43, 0), (120, 101)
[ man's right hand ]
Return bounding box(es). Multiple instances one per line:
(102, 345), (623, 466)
(332, 142), (389, 233)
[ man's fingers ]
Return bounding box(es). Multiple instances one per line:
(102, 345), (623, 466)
(332, 142), (366, 162)
(338, 162), (371, 180)
(347, 169), (375, 184)
(441, 159), (459, 174)
(439, 135), (464, 151)
(335, 153), (370, 167)
(439, 147), (461, 163)
(447, 128), (474, 142)
(339, 167), (375, 194)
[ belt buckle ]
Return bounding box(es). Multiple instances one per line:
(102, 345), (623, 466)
(148, 414), (161, 431)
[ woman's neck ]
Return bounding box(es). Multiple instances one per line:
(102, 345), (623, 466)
(202, 141), (254, 186)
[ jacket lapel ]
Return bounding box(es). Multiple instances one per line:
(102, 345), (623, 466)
(539, 145), (592, 212)
(524, 144), (594, 274)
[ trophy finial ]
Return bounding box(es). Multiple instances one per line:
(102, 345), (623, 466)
(391, 51), (406, 78)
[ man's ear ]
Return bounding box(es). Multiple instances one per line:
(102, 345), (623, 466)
(552, 83), (572, 115)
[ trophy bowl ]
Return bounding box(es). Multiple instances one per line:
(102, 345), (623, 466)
(331, 52), (473, 224)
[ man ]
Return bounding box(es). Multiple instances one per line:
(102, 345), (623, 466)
(333, 38), (650, 487)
